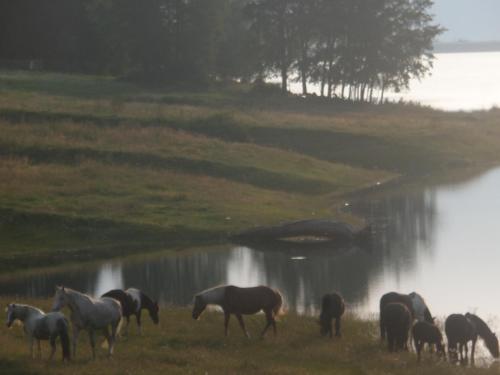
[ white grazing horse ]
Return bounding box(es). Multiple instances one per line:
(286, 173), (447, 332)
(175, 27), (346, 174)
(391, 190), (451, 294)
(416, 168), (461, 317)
(52, 286), (122, 359)
(6, 303), (70, 361)
(409, 292), (434, 323)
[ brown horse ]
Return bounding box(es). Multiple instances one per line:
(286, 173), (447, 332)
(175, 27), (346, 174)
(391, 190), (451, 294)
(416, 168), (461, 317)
(381, 302), (412, 352)
(412, 321), (445, 362)
(379, 292), (414, 342)
(192, 285), (284, 338)
(319, 292), (345, 338)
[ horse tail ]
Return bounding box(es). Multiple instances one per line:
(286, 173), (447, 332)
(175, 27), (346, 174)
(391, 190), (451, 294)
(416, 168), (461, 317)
(57, 318), (71, 361)
(273, 290), (286, 318)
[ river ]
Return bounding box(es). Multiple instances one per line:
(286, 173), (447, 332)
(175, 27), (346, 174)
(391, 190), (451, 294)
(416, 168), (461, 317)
(2, 167), (500, 324)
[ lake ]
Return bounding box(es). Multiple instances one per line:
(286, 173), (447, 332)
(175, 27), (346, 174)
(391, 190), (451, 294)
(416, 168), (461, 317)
(2, 166), (500, 324)
(287, 51), (500, 111)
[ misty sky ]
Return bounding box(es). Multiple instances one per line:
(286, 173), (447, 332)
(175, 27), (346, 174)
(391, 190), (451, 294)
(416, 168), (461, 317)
(433, 0), (500, 42)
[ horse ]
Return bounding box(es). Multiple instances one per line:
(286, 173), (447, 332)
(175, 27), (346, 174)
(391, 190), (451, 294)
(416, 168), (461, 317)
(380, 291), (434, 341)
(409, 292), (434, 323)
(52, 286), (122, 359)
(319, 292), (345, 338)
(192, 285), (284, 338)
(5, 303), (70, 361)
(101, 288), (159, 335)
(380, 302), (412, 352)
(412, 321), (445, 362)
(446, 313), (499, 364)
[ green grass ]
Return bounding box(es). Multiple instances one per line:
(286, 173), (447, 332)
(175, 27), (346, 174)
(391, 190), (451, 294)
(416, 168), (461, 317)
(0, 297), (498, 375)
(1, 69), (500, 271)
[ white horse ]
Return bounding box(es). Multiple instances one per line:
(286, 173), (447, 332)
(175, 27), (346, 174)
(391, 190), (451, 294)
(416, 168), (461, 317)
(52, 286), (122, 359)
(6, 303), (70, 361)
(409, 292), (434, 323)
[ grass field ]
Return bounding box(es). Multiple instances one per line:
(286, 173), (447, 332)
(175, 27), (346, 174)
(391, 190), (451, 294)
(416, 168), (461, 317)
(1, 297), (499, 375)
(1, 69), (500, 272)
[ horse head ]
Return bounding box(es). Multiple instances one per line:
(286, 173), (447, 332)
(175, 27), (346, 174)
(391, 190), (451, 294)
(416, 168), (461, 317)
(5, 304), (16, 328)
(149, 301), (160, 324)
(192, 295), (207, 320)
(52, 286), (68, 312)
(485, 332), (500, 358)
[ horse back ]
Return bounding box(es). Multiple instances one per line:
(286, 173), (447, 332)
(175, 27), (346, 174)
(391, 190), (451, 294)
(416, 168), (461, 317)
(320, 293), (345, 318)
(102, 289), (135, 316)
(380, 292), (414, 318)
(381, 303), (412, 331)
(223, 286), (279, 315)
(445, 314), (476, 344)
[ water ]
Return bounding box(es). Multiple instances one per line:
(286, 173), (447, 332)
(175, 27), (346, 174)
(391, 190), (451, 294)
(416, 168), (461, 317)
(287, 51), (500, 111)
(2, 167), (500, 324)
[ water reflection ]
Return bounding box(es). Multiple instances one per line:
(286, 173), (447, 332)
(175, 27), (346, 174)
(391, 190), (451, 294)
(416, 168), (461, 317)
(2, 167), (500, 324)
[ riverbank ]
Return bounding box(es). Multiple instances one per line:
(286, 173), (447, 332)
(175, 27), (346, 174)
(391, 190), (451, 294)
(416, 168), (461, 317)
(1, 70), (500, 271)
(1, 296), (498, 375)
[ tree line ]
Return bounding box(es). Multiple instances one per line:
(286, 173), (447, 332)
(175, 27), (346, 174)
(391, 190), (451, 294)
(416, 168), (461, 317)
(0, 0), (442, 101)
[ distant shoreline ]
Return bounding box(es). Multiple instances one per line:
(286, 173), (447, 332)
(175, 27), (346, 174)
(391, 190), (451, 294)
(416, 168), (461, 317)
(434, 41), (500, 54)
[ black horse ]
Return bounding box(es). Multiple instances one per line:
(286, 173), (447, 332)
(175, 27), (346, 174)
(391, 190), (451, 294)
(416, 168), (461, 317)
(319, 292), (345, 338)
(381, 302), (412, 352)
(379, 292), (414, 341)
(102, 288), (159, 335)
(446, 313), (499, 364)
(412, 321), (445, 362)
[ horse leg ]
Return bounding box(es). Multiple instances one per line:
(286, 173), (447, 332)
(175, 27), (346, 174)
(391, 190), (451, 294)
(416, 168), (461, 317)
(260, 310), (275, 338)
(88, 329), (96, 360)
(471, 339), (476, 366)
(415, 341), (422, 362)
(110, 319), (120, 356)
(72, 326), (80, 358)
(387, 332), (394, 352)
(224, 311), (231, 337)
(102, 327), (112, 357)
(136, 311), (142, 336)
(335, 316), (342, 338)
(380, 318), (386, 341)
(236, 314), (250, 338)
(124, 315), (130, 337)
(37, 339), (42, 359)
(49, 335), (56, 360)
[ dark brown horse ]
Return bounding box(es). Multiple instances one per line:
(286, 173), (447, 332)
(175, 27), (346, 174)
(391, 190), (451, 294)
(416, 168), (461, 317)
(319, 292), (345, 338)
(381, 302), (412, 352)
(379, 292), (414, 341)
(446, 313), (499, 364)
(412, 321), (445, 362)
(445, 314), (477, 364)
(192, 285), (283, 338)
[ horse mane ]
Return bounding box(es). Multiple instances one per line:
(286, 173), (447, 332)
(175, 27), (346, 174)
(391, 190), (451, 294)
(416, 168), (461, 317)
(466, 313), (494, 338)
(12, 304), (44, 319)
(196, 285), (228, 305)
(140, 291), (155, 310)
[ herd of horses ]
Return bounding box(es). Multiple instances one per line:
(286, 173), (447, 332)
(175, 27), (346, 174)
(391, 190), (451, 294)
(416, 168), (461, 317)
(4, 285), (500, 366)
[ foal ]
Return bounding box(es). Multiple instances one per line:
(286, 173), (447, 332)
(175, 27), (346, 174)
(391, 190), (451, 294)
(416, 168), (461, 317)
(192, 285), (283, 338)
(102, 288), (159, 335)
(412, 321), (445, 362)
(319, 292), (345, 338)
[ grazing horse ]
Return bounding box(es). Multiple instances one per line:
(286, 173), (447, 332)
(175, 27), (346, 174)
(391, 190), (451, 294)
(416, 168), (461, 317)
(102, 288), (159, 335)
(381, 302), (412, 352)
(52, 286), (122, 359)
(192, 285), (283, 338)
(412, 321), (445, 362)
(445, 314), (478, 364)
(465, 313), (499, 360)
(6, 303), (70, 361)
(380, 292), (434, 342)
(319, 292), (345, 338)
(409, 292), (434, 323)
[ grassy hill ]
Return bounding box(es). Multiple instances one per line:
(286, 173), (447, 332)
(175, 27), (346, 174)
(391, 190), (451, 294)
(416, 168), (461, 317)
(1, 70), (500, 271)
